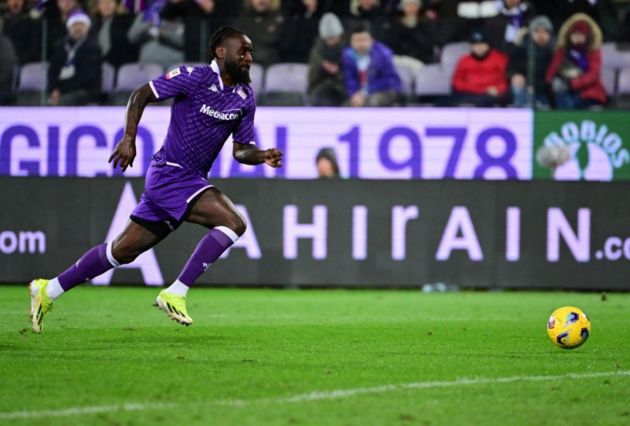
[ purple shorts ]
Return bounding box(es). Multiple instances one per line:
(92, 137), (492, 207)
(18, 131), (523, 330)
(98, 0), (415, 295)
(131, 163), (212, 230)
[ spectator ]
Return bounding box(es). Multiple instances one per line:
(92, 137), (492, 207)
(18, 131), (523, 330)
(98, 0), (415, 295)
(450, 30), (509, 106)
(385, 0), (439, 64)
(1, 0), (41, 64)
(546, 13), (607, 109)
(91, 0), (138, 68)
(160, 0), (225, 62)
(232, 0), (284, 67)
(532, 0), (619, 41)
(48, 10), (102, 105)
(508, 15), (554, 108)
(280, 0), (322, 62)
(350, 0), (383, 18)
(127, 0), (185, 69)
(0, 34), (18, 105)
(38, 0), (80, 60)
(308, 12), (345, 106)
(342, 23), (401, 107)
(316, 147), (341, 178)
(347, 0), (388, 39)
(484, 0), (536, 53)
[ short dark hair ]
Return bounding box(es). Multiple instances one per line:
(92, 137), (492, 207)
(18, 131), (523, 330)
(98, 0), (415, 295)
(350, 21), (371, 36)
(207, 26), (244, 62)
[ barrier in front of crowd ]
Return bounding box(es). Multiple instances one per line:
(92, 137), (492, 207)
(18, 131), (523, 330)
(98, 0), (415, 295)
(0, 178), (628, 289)
(1, 107), (628, 181)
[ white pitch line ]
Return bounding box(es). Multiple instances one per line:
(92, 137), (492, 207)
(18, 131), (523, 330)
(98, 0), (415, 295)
(219, 370), (630, 406)
(0, 402), (176, 420)
(2, 370), (629, 420)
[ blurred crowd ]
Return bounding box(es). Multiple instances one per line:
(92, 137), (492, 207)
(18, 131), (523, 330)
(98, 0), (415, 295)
(1, 0), (629, 108)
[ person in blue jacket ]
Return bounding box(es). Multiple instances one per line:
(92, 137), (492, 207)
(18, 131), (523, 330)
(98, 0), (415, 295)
(342, 22), (401, 107)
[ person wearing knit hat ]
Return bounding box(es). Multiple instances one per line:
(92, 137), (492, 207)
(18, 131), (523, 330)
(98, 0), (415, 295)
(66, 9), (91, 31)
(449, 28), (509, 106)
(47, 8), (101, 106)
(529, 15), (553, 33)
(508, 15), (555, 107)
(308, 13), (346, 106)
(546, 13), (607, 109)
(319, 12), (343, 39)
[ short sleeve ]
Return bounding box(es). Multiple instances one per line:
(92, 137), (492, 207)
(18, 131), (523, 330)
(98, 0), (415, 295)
(149, 66), (199, 100)
(232, 100), (256, 145)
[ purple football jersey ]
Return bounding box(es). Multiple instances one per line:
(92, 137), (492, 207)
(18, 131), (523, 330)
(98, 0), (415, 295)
(148, 61), (256, 176)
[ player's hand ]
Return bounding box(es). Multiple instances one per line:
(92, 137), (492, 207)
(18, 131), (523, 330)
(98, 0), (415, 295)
(263, 148), (283, 168)
(109, 136), (137, 172)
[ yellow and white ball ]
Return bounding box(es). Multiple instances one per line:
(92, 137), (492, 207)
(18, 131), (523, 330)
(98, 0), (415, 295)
(547, 306), (591, 349)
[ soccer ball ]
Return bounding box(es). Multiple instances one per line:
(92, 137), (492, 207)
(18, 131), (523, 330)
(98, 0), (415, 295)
(547, 306), (591, 349)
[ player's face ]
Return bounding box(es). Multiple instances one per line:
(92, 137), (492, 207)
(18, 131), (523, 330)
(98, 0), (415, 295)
(224, 34), (253, 84)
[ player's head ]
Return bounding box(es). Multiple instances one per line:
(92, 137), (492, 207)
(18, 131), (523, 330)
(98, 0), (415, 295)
(350, 22), (373, 56)
(208, 26), (253, 84)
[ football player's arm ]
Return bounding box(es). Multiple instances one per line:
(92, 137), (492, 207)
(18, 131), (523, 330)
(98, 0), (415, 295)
(109, 84), (158, 172)
(233, 143), (283, 168)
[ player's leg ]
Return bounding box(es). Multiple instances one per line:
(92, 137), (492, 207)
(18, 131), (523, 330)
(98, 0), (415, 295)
(156, 188), (244, 325)
(30, 221), (164, 332)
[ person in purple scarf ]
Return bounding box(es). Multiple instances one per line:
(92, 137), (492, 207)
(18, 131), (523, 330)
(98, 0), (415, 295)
(546, 13), (607, 109)
(484, 0), (536, 53)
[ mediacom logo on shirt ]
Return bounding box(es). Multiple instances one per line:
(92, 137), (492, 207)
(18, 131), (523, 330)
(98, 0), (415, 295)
(199, 105), (242, 121)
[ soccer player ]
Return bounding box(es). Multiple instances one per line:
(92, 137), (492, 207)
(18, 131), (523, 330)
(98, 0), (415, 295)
(29, 27), (282, 332)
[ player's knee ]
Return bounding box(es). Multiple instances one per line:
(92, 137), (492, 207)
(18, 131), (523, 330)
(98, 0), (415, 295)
(112, 244), (140, 265)
(230, 215), (246, 237)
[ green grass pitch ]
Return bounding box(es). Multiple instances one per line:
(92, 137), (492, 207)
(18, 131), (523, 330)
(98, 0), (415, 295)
(1, 286), (630, 425)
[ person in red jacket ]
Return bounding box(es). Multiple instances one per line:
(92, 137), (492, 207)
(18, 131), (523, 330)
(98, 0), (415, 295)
(450, 30), (509, 107)
(546, 13), (607, 109)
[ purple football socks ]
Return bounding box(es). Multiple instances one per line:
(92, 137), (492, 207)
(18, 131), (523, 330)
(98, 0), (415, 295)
(177, 226), (238, 286)
(57, 243), (119, 291)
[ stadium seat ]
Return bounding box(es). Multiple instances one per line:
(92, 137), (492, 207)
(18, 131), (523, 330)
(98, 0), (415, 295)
(619, 68), (630, 95)
(440, 42), (469, 74)
(601, 66), (617, 97)
(16, 62), (49, 106)
(249, 63), (264, 95)
(393, 56), (420, 101)
(601, 42), (630, 70)
(101, 62), (116, 94)
(111, 62), (164, 105)
(261, 63), (308, 106)
(415, 64), (451, 100)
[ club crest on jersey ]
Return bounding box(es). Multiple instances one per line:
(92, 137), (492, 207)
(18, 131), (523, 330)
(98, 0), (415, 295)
(165, 68), (181, 80)
(209, 84), (218, 93)
(186, 66), (195, 75)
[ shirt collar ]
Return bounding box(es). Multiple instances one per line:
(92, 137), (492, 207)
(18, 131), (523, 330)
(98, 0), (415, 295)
(210, 60), (224, 90)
